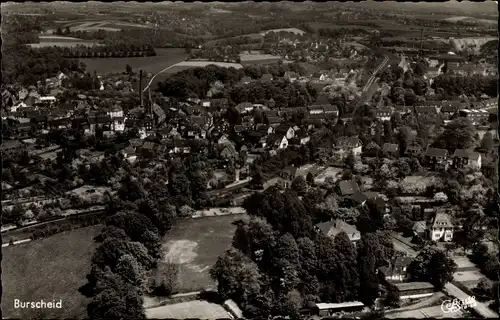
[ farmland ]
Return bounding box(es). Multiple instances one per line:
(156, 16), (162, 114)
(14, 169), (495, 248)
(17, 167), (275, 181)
(28, 35), (102, 48)
(79, 48), (188, 75)
(52, 19), (154, 32)
(1, 225), (102, 319)
(154, 214), (249, 292)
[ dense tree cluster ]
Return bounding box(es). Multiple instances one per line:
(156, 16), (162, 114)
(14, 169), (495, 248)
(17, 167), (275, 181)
(407, 247), (457, 290)
(432, 74), (497, 99)
(2, 45), (85, 86)
(210, 188), (396, 318)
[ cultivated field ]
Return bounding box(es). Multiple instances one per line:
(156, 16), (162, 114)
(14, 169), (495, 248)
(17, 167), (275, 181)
(145, 300), (230, 319)
(1, 225), (102, 319)
(79, 48), (189, 75)
(239, 52), (282, 62)
(156, 215), (249, 292)
(55, 19), (153, 32)
(28, 37), (102, 48)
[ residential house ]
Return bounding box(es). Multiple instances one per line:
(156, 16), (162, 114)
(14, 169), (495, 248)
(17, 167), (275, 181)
(267, 116), (281, 124)
(458, 109), (489, 125)
(263, 176), (291, 190)
(211, 98), (229, 111)
(236, 102), (254, 114)
(274, 124), (295, 140)
(382, 143), (399, 156)
(107, 105), (124, 118)
(266, 134), (288, 150)
(284, 71), (299, 82)
(378, 256), (413, 283)
(169, 139), (191, 154)
(288, 134), (310, 146)
(440, 101), (459, 118)
(121, 146), (137, 163)
(414, 106), (438, 117)
(220, 145), (239, 161)
(240, 77), (252, 85)
(375, 108), (393, 121)
(201, 99), (211, 108)
(338, 180), (360, 197)
(430, 212), (454, 242)
(452, 149), (481, 169)
(280, 166), (298, 181)
(333, 137), (363, 157)
(425, 147), (448, 170)
(261, 73), (273, 81)
(152, 103), (167, 125)
(394, 105), (412, 115)
(314, 219), (361, 247)
(404, 145), (422, 157)
(412, 221), (428, 238)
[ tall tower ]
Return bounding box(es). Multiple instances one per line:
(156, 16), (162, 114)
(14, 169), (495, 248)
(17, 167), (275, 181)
(139, 69), (143, 107)
(420, 28), (424, 58)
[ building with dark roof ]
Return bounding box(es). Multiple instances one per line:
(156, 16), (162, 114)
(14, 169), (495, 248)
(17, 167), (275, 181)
(378, 256), (413, 283)
(338, 180), (360, 196)
(314, 219), (361, 246)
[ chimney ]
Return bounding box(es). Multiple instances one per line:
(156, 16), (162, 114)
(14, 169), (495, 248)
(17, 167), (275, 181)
(139, 69), (143, 107)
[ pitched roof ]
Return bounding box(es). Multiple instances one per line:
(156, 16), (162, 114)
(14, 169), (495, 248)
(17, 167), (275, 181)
(379, 256), (413, 278)
(453, 149), (480, 160)
(350, 192), (368, 204)
(415, 106), (438, 115)
(413, 221), (427, 233)
(382, 143), (399, 153)
(425, 147), (448, 158)
(261, 73), (273, 81)
(335, 136), (361, 148)
(339, 180), (359, 196)
(394, 282), (434, 292)
(315, 219), (359, 240)
(266, 133), (285, 146)
(432, 212), (454, 229)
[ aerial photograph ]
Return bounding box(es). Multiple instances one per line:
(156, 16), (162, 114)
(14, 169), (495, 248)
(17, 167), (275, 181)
(1, 1), (498, 319)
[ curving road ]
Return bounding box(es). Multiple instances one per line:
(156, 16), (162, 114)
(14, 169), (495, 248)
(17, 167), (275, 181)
(445, 283), (499, 319)
(143, 62), (185, 93)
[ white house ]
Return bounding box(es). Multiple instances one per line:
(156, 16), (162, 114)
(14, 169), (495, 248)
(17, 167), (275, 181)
(112, 117), (125, 132)
(107, 105), (124, 118)
(452, 149), (482, 169)
(430, 213), (454, 242)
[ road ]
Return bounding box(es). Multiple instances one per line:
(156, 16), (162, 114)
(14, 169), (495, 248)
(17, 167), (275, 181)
(143, 62), (185, 92)
(352, 54), (389, 116)
(390, 233), (419, 257)
(444, 283), (499, 319)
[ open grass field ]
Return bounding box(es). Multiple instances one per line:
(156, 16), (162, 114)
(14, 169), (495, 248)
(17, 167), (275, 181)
(1, 225), (103, 319)
(79, 48), (188, 75)
(155, 215), (249, 292)
(145, 300), (230, 319)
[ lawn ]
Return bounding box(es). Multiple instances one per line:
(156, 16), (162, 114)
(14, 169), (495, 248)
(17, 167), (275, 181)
(79, 48), (189, 75)
(1, 225), (102, 319)
(155, 215), (249, 292)
(145, 300), (229, 319)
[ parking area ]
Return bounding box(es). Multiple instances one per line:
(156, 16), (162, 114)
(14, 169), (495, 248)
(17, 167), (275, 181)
(145, 300), (230, 319)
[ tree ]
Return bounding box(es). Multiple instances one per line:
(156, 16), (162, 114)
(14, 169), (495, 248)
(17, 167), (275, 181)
(408, 247), (457, 290)
(125, 64), (133, 75)
(481, 131), (494, 153)
(434, 118), (476, 151)
(153, 262), (180, 296)
(105, 212), (158, 244)
(210, 248), (263, 306)
(291, 176), (307, 196)
(87, 286), (145, 320)
(115, 254), (147, 292)
(306, 172), (315, 185)
(344, 151), (356, 170)
(92, 238), (154, 270)
(474, 277), (493, 301)
(232, 217), (276, 264)
(357, 235), (380, 306)
(384, 283), (400, 308)
(250, 167), (265, 190)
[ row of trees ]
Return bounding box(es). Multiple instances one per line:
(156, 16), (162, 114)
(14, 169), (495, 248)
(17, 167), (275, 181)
(210, 188), (397, 318)
(31, 44), (157, 59)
